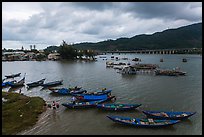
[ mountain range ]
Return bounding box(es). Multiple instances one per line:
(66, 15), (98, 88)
(73, 22), (202, 51)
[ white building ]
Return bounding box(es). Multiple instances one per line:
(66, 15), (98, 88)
(48, 53), (60, 60)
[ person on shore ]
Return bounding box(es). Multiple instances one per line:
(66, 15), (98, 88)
(71, 96), (77, 104)
(52, 101), (56, 109)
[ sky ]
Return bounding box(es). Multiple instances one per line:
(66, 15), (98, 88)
(2, 2), (202, 50)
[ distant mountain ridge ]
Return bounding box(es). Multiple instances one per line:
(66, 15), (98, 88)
(73, 22), (202, 51)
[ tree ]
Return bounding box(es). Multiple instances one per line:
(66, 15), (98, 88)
(58, 40), (78, 59)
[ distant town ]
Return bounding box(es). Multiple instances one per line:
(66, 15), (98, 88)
(2, 47), (202, 62)
(2, 41), (98, 62)
(2, 46), (59, 61)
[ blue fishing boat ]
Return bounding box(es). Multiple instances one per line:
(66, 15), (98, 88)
(2, 80), (16, 87)
(142, 110), (196, 120)
(61, 99), (106, 109)
(26, 78), (46, 88)
(75, 94), (115, 102)
(97, 103), (141, 111)
(107, 115), (180, 128)
(49, 87), (87, 95)
(41, 80), (63, 87)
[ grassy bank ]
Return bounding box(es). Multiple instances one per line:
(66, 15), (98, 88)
(2, 91), (46, 135)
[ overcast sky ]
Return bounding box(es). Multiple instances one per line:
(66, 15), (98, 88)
(2, 2), (202, 49)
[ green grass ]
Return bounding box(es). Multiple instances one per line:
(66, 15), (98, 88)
(2, 91), (46, 135)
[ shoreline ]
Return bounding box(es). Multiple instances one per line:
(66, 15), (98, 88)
(2, 91), (47, 135)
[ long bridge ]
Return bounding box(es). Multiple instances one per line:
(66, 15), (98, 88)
(98, 48), (202, 55)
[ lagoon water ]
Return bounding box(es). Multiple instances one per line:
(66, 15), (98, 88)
(2, 54), (202, 135)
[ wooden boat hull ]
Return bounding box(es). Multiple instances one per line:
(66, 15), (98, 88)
(42, 80), (63, 87)
(74, 89), (112, 96)
(61, 99), (106, 109)
(97, 104), (141, 111)
(2, 80), (16, 87)
(107, 115), (180, 128)
(10, 77), (25, 88)
(49, 88), (87, 95)
(26, 78), (46, 88)
(5, 73), (21, 78)
(142, 110), (196, 120)
(75, 94), (115, 102)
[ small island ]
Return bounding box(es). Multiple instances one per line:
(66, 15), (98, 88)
(2, 91), (46, 135)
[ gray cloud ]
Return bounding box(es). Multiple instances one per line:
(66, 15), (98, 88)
(125, 2), (202, 21)
(66, 2), (115, 11)
(2, 2), (202, 49)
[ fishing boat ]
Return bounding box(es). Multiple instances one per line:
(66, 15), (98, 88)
(119, 66), (137, 74)
(106, 115), (180, 128)
(77, 89), (112, 96)
(49, 87), (87, 95)
(97, 103), (141, 111)
(74, 93), (115, 102)
(142, 110), (196, 120)
(41, 80), (63, 87)
(69, 86), (82, 91)
(132, 58), (140, 62)
(10, 77), (25, 88)
(155, 69), (186, 76)
(182, 58), (187, 62)
(132, 64), (158, 70)
(26, 78), (46, 88)
(2, 78), (6, 82)
(5, 73), (21, 79)
(2, 80), (16, 87)
(61, 99), (106, 109)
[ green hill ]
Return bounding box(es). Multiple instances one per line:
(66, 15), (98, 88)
(73, 22), (202, 51)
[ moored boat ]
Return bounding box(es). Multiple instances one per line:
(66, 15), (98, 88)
(142, 110), (196, 120)
(97, 103), (142, 111)
(132, 58), (140, 62)
(119, 66), (137, 74)
(41, 80), (63, 87)
(49, 87), (87, 95)
(75, 93), (115, 102)
(106, 115), (180, 128)
(10, 77), (25, 88)
(155, 69), (186, 76)
(2, 80), (16, 87)
(5, 73), (21, 79)
(182, 58), (187, 62)
(26, 78), (46, 88)
(76, 89), (112, 96)
(61, 99), (105, 109)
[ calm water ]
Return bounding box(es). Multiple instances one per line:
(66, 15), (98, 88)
(2, 54), (202, 135)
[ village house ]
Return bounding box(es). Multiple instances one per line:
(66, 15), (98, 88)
(2, 51), (26, 61)
(47, 53), (60, 60)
